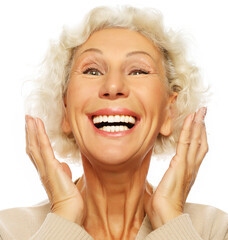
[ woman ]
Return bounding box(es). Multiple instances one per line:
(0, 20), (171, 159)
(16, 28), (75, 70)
(0, 5), (227, 240)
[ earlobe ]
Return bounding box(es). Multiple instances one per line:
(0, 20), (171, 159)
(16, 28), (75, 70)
(159, 92), (178, 137)
(61, 96), (72, 135)
(62, 115), (72, 135)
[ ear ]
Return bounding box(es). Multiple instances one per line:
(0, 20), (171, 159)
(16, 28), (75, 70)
(61, 95), (72, 135)
(159, 92), (178, 137)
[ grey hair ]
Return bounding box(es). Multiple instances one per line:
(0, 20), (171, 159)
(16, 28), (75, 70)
(25, 6), (208, 163)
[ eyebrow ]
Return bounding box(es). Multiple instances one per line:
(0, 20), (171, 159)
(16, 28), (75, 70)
(126, 51), (155, 61)
(79, 48), (155, 62)
(78, 48), (103, 57)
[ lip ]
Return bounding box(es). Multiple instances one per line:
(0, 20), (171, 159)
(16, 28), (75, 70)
(87, 107), (141, 137)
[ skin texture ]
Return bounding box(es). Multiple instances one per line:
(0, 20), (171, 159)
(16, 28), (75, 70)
(25, 28), (208, 240)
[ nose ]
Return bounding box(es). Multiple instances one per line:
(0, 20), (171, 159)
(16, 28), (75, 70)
(99, 70), (130, 100)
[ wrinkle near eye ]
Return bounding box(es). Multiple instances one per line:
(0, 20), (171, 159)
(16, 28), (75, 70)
(73, 54), (107, 74)
(123, 57), (158, 75)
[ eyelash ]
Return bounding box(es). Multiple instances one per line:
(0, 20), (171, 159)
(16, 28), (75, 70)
(83, 68), (149, 76)
(83, 68), (102, 76)
(129, 69), (149, 75)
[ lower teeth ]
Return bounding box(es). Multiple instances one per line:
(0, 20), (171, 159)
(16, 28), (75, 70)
(99, 125), (129, 132)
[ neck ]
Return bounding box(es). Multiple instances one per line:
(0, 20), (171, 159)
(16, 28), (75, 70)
(76, 150), (153, 240)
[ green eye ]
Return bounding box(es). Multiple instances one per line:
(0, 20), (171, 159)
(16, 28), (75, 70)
(130, 70), (149, 75)
(83, 68), (102, 76)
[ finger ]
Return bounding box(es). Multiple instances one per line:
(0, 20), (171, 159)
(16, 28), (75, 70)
(187, 107), (207, 168)
(168, 113), (195, 185)
(61, 162), (72, 180)
(196, 124), (208, 165)
(184, 108), (207, 201)
(35, 118), (58, 170)
(25, 123), (38, 169)
(184, 177), (195, 202)
(25, 116), (46, 173)
(175, 113), (195, 160)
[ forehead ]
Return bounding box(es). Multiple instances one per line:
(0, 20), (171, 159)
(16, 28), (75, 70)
(75, 28), (162, 61)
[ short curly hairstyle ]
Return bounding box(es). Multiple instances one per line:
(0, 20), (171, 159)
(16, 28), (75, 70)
(25, 5), (208, 163)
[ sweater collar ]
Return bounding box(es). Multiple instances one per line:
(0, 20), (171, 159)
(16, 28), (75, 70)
(135, 214), (152, 239)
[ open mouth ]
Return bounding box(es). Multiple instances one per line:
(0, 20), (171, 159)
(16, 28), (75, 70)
(92, 115), (136, 132)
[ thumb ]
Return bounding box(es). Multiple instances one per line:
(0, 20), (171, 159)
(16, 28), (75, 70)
(143, 182), (153, 213)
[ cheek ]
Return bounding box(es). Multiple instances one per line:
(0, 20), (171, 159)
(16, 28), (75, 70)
(65, 80), (94, 142)
(134, 78), (168, 111)
(66, 79), (97, 112)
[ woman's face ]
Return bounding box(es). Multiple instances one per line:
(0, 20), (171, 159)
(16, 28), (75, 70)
(64, 28), (173, 166)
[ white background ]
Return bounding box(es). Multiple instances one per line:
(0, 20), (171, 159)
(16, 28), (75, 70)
(0, 0), (228, 213)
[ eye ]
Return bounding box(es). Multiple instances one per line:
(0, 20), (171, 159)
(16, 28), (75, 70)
(83, 68), (102, 76)
(129, 69), (149, 75)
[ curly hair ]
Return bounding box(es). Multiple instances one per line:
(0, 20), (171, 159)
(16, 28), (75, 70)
(24, 5), (208, 163)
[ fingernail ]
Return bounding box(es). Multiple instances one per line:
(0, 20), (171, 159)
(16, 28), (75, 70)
(35, 118), (42, 129)
(25, 116), (35, 130)
(194, 107), (207, 123)
(35, 118), (40, 127)
(25, 115), (33, 125)
(200, 107), (207, 120)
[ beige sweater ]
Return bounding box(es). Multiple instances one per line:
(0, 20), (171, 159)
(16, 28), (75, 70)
(0, 200), (228, 240)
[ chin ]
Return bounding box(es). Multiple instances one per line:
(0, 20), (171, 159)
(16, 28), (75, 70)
(97, 156), (129, 166)
(85, 148), (138, 167)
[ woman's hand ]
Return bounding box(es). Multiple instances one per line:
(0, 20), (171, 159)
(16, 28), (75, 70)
(144, 107), (208, 229)
(25, 116), (85, 225)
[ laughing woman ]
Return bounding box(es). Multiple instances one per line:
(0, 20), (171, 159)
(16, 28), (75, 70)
(1, 6), (228, 240)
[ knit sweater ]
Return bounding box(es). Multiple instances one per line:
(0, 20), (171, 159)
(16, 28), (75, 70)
(0, 199), (228, 240)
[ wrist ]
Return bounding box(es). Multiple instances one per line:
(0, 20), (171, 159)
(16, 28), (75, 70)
(52, 208), (84, 225)
(148, 209), (182, 229)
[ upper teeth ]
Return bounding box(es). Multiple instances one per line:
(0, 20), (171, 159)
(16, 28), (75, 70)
(92, 115), (136, 124)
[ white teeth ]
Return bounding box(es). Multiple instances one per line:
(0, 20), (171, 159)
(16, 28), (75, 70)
(92, 114), (137, 132)
(129, 116), (135, 124)
(103, 115), (108, 122)
(93, 117), (99, 124)
(92, 115), (136, 124)
(99, 116), (103, 123)
(115, 126), (120, 132)
(108, 116), (114, 123)
(119, 126), (124, 131)
(110, 126), (115, 132)
(114, 115), (121, 122)
(102, 125), (129, 132)
(125, 116), (129, 123)
(120, 115), (125, 122)
(103, 126), (109, 132)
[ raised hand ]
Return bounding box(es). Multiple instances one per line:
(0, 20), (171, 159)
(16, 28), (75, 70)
(25, 116), (85, 225)
(144, 107), (208, 229)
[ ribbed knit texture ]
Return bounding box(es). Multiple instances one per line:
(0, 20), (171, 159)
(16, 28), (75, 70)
(30, 213), (94, 240)
(135, 215), (153, 239)
(1, 202), (228, 239)
(144, 214), (202, 240)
